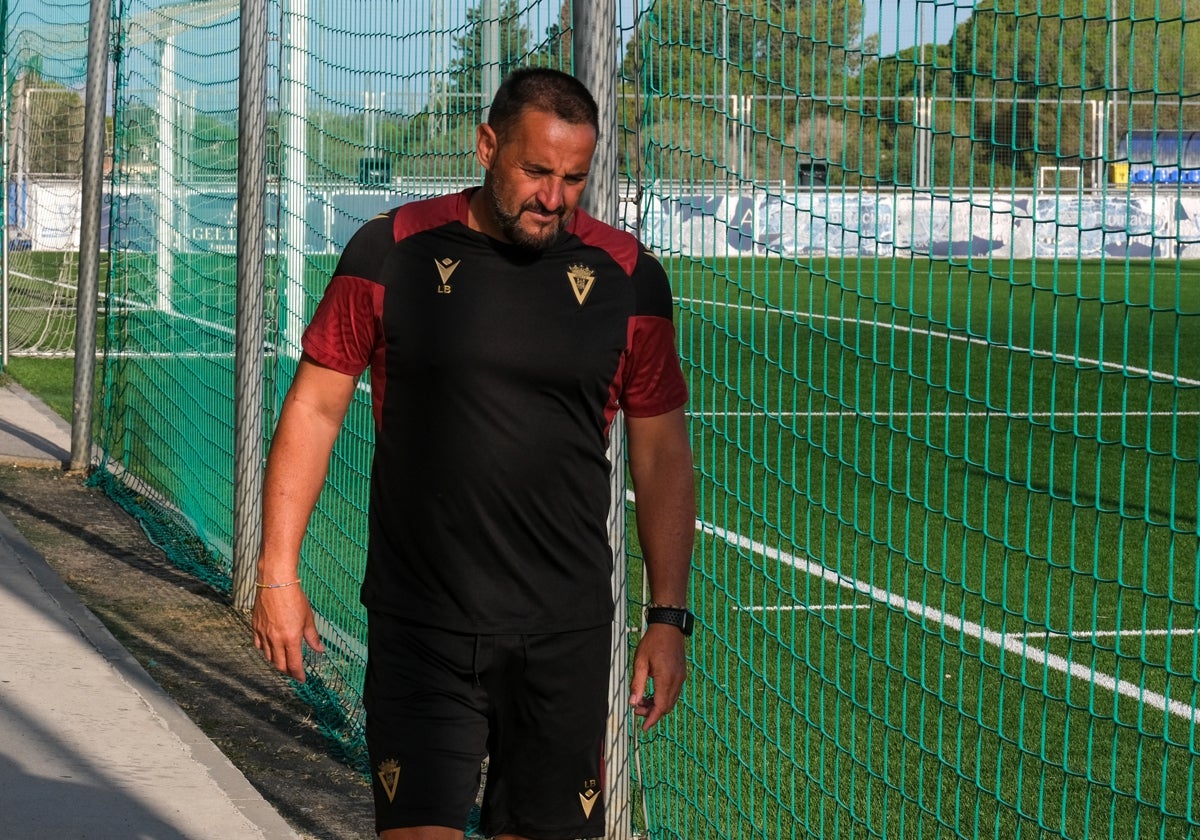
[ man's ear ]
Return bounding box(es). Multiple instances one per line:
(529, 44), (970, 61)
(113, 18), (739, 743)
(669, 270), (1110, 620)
(476, 123), (498, 171)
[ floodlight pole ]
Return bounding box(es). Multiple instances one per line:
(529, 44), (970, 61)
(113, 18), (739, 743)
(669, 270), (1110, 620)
(914, 3), (928, 191)
(282, 0), (308, 352)
(1109, 0), (1120, 178)
(70, 0), (112, 471)
(574, 5), (629, 839)
(231, 0), (268, 610)
(575, 4), (617, 225)
(481, 0), (500, 121)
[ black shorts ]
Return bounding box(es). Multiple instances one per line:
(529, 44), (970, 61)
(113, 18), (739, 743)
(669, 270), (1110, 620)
(363, 613), (611, 838)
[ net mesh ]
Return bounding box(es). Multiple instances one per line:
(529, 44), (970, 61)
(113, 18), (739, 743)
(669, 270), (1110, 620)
(2, 7), (88, 357)
(626, 2), (1199, 838)
(5, 0), (1200, 837)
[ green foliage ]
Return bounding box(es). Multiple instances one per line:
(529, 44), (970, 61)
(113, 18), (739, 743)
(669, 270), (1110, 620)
(935, 0), (1199, 184)
(623, 0), (872, 185)
(297, 1), (574, 181)
(538, 2), (573, 70)
(624, 0), (1198, 188)
(948, 0), (1199, 98)
(625, 0), (866, 98)
(446, 0), (573, 102)
(13, 74), (84, 176)
(186, 112), (239, 178)
(112, 100), (161, 171)
(448, 0), (536, 104)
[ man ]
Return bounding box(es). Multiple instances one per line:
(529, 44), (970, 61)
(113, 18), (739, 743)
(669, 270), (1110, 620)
(251, 67), (695, 840)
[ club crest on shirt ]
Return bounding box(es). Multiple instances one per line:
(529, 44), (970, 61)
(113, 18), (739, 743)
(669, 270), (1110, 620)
(567, 263), (596, 305)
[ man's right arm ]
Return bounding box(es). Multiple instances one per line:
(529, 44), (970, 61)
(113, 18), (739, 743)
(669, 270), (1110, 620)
(251, 356), (358, 682)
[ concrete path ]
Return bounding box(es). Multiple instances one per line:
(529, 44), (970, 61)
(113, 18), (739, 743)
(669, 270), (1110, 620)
(0, 380), (301, 839)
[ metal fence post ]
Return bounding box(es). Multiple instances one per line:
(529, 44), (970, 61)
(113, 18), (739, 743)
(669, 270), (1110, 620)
(574, 5), (630, 838)
(231, 0), (267, 611)
(69, 0), (112, 471)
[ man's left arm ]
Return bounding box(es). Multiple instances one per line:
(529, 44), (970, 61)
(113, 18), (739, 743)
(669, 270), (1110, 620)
(626, 405), (695, 731)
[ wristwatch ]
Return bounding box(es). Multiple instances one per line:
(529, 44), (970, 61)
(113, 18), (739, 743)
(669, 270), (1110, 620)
(646, 605), (695, 636)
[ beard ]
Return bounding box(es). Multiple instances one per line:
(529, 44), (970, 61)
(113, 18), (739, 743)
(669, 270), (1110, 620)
(487, 188), (568, 252)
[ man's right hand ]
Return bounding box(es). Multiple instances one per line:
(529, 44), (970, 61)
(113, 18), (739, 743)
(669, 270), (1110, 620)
(251, 358), (356, 683)
(251, 583), (325, 682)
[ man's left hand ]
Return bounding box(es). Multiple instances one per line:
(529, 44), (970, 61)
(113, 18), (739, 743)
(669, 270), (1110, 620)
(629, 623), (688, 731)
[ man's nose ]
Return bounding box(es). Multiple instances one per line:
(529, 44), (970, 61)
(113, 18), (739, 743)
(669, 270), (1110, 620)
(537, 180), (564, 211)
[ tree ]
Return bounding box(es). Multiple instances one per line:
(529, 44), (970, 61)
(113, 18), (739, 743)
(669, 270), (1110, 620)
(535, 2), (572, 70)
(938, 0), (1200, 185)
(10, 72), (85, 177)
(620, 0), (868, 184)
(448, 0), (537, 109)
(624, 0), (866, 99)
(947, 0), (1198, 99)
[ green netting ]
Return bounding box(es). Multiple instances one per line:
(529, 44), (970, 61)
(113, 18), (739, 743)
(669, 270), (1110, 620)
(0, 1), (88, 358)
(5, 0), (1200, 837)
(624, 2), (1200, 838)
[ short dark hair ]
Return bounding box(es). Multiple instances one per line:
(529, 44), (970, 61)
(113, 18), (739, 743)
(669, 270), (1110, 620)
(487, 67), (599, 139)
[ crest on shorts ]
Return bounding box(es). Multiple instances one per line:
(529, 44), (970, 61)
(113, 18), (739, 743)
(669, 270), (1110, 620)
(578, 778), (601, 819)
(377, 758), (402, 803)
(567, 264), (596, 305)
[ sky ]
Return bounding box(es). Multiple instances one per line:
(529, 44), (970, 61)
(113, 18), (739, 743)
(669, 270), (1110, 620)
(865, 0), (979, 56)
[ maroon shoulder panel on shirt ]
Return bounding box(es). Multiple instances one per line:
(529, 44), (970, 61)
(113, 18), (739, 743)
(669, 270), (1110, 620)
(567, 208), (641, 277)
(304, 192), (467, 375)
(392, 191), (468, 242)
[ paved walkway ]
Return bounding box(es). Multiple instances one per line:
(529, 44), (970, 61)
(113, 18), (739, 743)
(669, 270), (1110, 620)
(0, 380), (301, 839)
(0, 379), (71, 469)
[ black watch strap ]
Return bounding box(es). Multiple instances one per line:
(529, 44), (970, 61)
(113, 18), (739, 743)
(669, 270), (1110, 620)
(646, 606), (694, 636)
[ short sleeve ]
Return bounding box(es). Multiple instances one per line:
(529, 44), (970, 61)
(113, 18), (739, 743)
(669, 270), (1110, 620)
(620, 249), (688, 417)
(301, 274), (382, 377)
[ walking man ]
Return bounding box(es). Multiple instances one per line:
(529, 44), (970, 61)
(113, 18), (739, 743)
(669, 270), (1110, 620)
(252, 67), (695, 839)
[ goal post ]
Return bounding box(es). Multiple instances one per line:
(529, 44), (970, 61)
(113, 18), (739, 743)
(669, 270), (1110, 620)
(1039, 164), (1083, 192)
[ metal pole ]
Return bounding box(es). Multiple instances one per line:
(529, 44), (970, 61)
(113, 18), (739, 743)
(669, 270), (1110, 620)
(156, 39), (175, 313)
(742, 94), (751, 178)
(283, 0), (308, 353)
(70, 0), (112, 471)
(1109, 0), (1119, 170)
(2, 28), (9, 370)
(232, 0), (268, 611)
(916, 4), (927, 190)
(575, 6), (627, 839)
(574, 1), (617, 224)
(429, 0), (444, 134)
(723, 4), (730, 175)
(481, 0), (500, 122)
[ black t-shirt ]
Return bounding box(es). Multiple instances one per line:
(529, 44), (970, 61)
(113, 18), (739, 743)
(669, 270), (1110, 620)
(302, 189), (688, 633)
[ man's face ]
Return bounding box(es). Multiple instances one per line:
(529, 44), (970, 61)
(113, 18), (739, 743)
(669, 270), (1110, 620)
(475, 108), (597, 250)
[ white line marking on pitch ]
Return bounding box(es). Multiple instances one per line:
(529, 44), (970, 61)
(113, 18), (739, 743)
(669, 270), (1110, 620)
(1025, 628), (1198, 641)
(687, 410), (1200, 419)
(678, 297), (1200, 388)
(633, 491), (1200, 725)
(738, 604), (872, 612)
